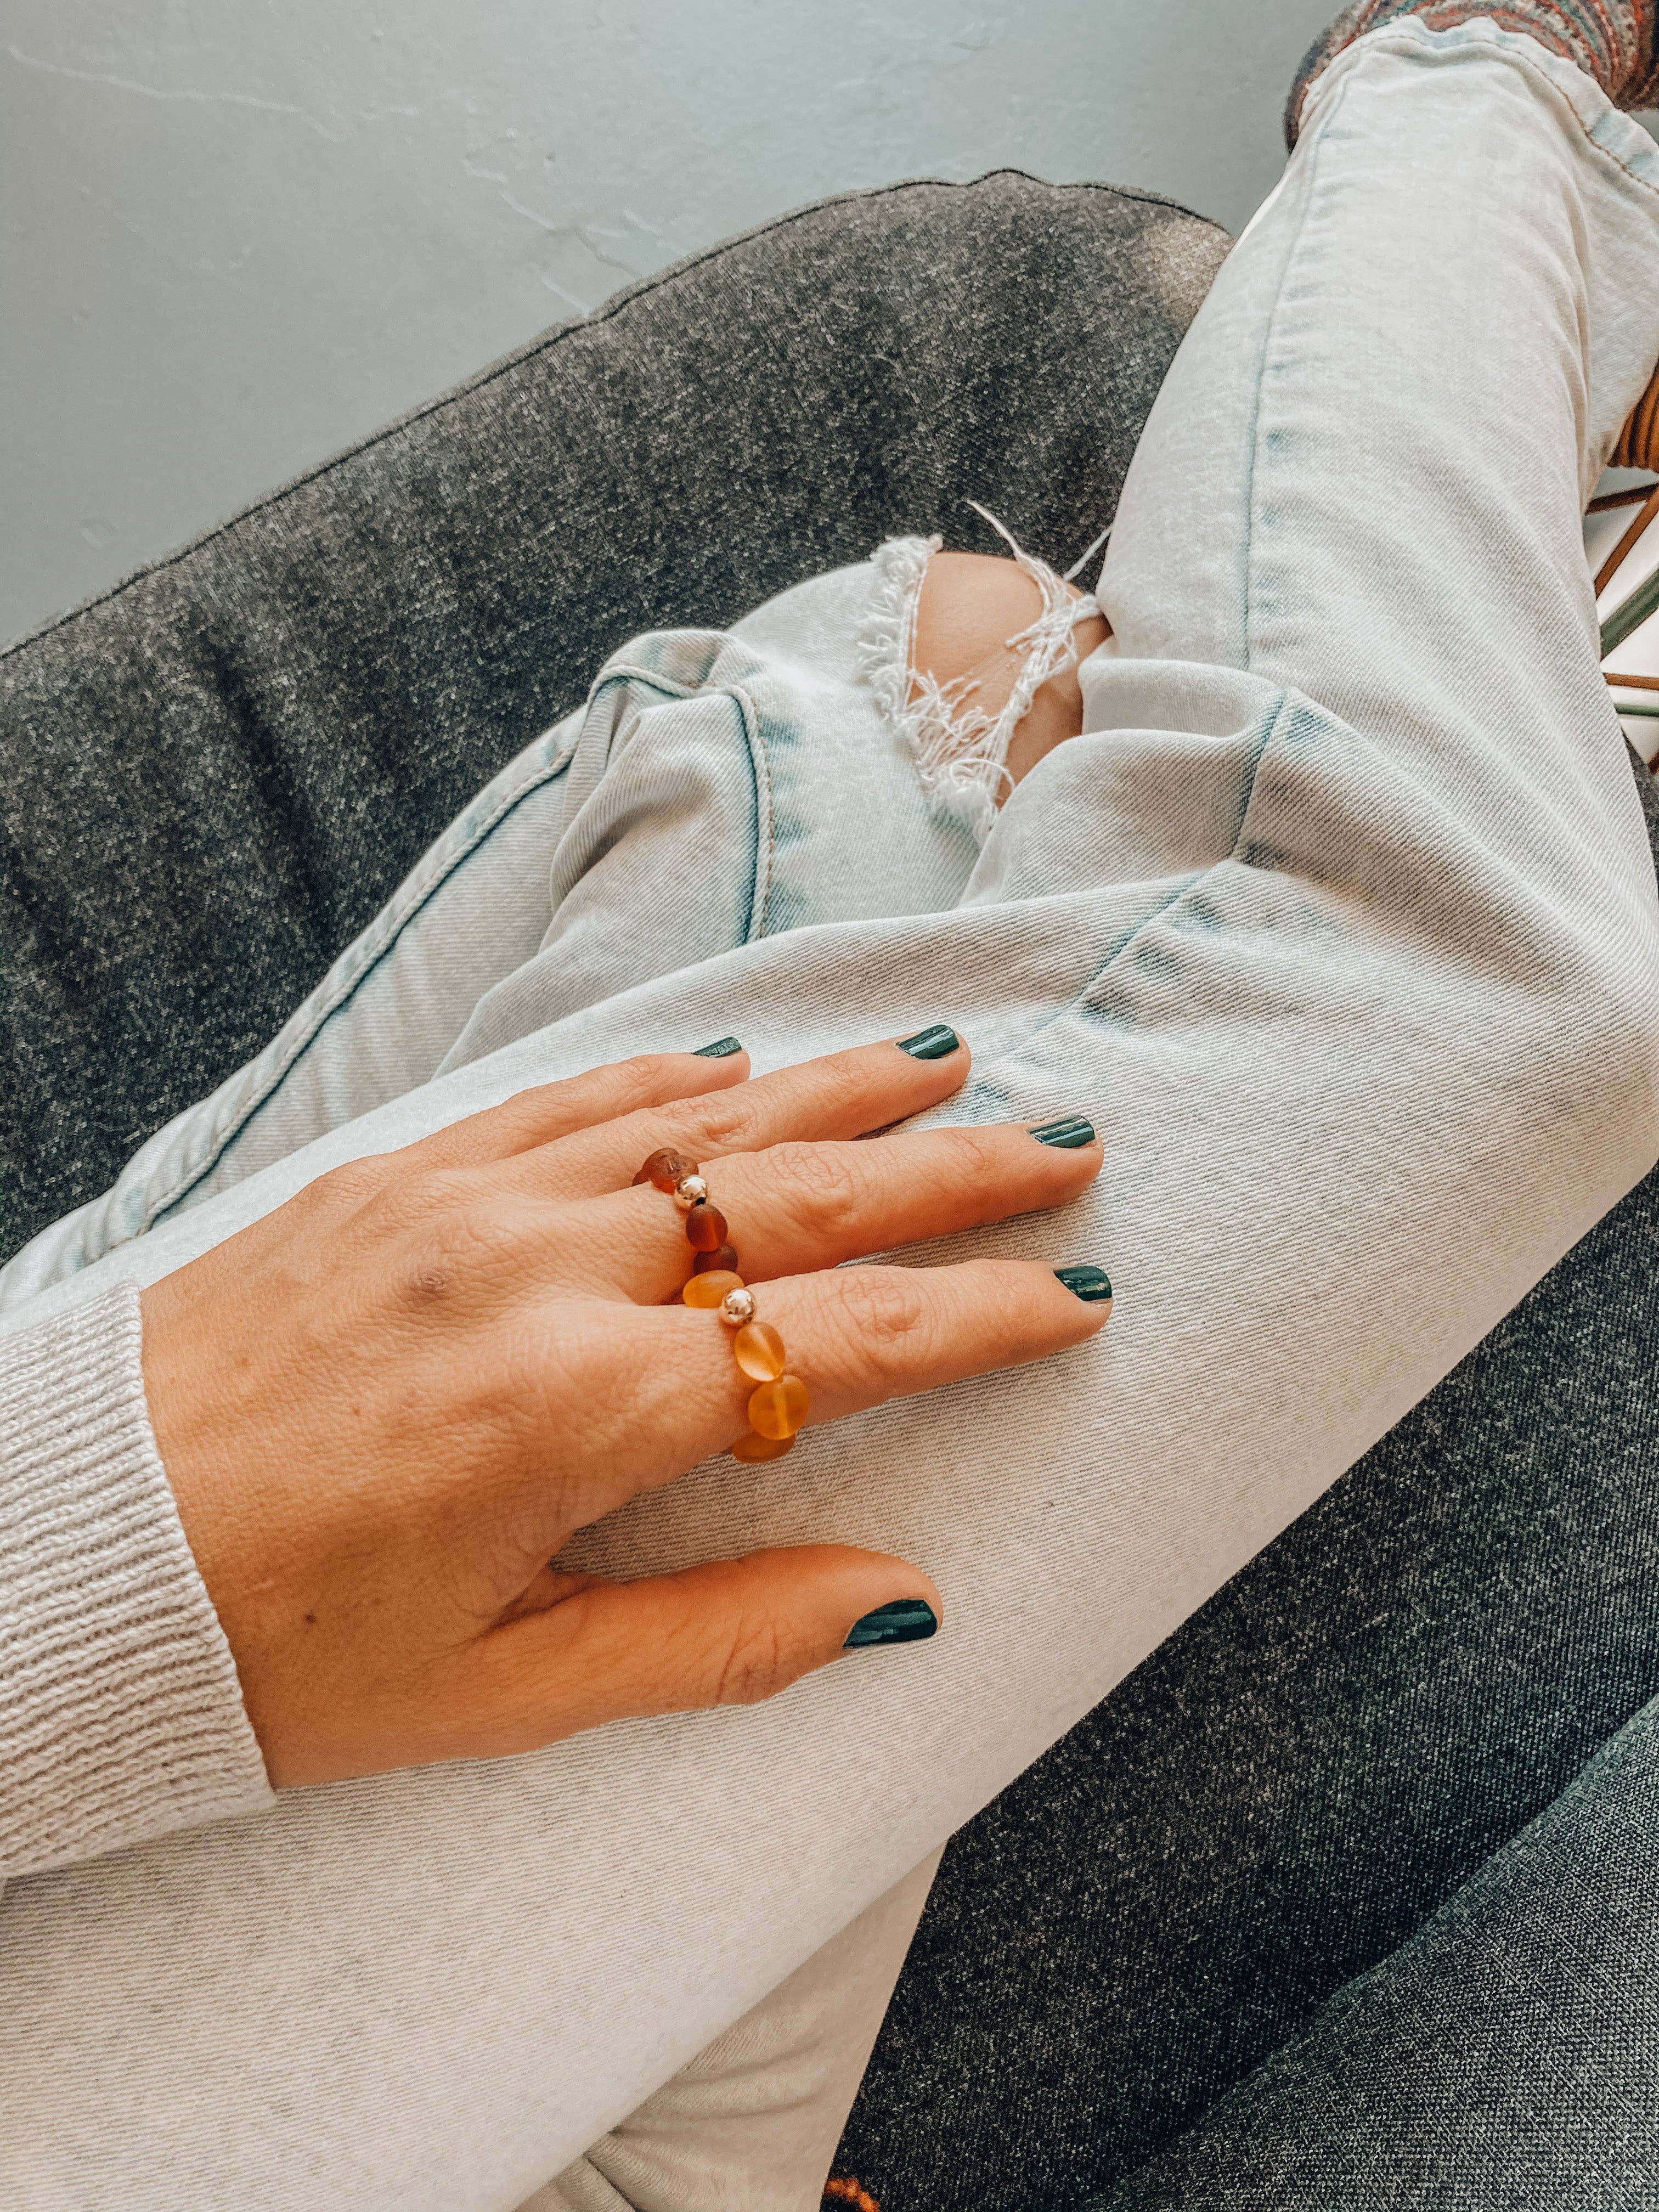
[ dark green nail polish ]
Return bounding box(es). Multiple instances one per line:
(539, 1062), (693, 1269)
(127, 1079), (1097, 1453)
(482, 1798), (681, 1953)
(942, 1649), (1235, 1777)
(844, 1599), (939, 1649)
(1030, 1115), (1096, 1149)
(1056, 1264), (1114, 1304)
(896, 1025), (961, 1062)
(693, 1036), (744, 1058)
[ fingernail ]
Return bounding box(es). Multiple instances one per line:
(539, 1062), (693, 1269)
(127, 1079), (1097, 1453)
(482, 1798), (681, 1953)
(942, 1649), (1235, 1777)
(1056, 1264), (1114, 1304)
(844, 1599), (939, 1650)
(1030, 1115), (1096, 1149)
(896, 1025), (961, 1062)
(693, 1036), (744, 1058)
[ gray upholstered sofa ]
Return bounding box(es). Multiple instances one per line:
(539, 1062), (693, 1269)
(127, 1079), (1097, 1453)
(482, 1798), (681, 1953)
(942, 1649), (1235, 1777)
(5, 173), (1657, 2211)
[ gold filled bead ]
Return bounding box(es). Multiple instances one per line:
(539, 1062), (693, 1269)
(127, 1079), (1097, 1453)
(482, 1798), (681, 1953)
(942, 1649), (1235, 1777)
(719, 1286), (757, 1327)
(682, 1269), (745, 1308)
(673, 1173), (709, 1211)
(732, 1320), (786, 1383)
(731, 1430), (794, 1463)
(635, 1148), (696, 1192)
(747, 1374), (809, 1440)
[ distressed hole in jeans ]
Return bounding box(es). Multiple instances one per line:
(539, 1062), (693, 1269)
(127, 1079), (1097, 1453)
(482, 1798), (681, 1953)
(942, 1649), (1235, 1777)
(859, 509), (1110, 836)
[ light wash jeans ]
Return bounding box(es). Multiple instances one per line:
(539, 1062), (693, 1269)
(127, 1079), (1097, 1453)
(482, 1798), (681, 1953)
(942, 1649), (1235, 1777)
(3, 20), (1659, 2210)
(0, 552), (991, 1295)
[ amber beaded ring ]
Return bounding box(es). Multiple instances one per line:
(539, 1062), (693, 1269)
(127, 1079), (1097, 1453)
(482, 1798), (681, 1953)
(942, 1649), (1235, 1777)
(633, 1147), (811, 1463)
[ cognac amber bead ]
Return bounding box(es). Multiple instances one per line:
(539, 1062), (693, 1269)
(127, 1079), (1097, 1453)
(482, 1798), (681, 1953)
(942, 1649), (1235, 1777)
(684, 1203), (729, 1253)
(634, 1147), (696, 1192)
(682, 1269), (744, 1308)
(692, 1243), (740, 1275)
(748, 1374), (809, 1440)
(732, 1320), (786, 1383)
(731, 1429), (794, 1463)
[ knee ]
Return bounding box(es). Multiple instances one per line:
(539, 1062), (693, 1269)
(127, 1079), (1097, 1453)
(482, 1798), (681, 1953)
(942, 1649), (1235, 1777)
(910, 551), (1109, 794)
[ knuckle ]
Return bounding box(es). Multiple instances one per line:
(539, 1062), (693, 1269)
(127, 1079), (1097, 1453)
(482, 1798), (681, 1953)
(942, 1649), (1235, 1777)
(710, 1614), (791, 1707)
(402, 1199), (522, 1299)
(311, 1156), (384, 1216)
(813, 1054), (873, 1126)
(613, 1053), (684, 1105)
(949, 1126), (1007, 1184)
(830, 1268), (933, 1371)
(678, 1092), (754, 1153)
(768, 1140), (861, 1227)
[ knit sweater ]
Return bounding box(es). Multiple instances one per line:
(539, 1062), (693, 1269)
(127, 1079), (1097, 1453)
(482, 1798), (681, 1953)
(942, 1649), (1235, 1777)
(0, 1282), (273, 1883)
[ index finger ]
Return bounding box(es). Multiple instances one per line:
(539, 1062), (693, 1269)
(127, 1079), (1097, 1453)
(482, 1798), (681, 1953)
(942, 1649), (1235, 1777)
(400, 1047), (752, 1172)
(505, 1027), (972, 1201)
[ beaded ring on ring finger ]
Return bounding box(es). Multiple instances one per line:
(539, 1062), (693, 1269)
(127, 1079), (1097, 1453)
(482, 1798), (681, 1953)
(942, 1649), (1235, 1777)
(633, 1147), (810, 1462)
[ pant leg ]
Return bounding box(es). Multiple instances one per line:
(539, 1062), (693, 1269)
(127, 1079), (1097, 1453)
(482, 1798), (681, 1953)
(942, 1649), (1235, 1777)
(0, 559), (978, 1309)
(0, 557), (973, 2207)
(3, 24), (1657, 2208)
(531, 1854), (941, 2212)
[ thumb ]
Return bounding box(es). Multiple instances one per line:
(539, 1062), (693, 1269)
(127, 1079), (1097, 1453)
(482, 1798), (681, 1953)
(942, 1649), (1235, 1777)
(467, 1546), (943, 1750)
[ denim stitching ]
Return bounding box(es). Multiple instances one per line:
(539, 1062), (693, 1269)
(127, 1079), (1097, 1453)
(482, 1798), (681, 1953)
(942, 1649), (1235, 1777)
(145, 663), (772, 1235)
(1240, 83), (1337, 675)
(575, 660), (771, 943)
(142, 738), (578, 1230)
(735, 685), (777, 943)
(1334, 20), (1659, 202)
(979, 691), (1291, 1077)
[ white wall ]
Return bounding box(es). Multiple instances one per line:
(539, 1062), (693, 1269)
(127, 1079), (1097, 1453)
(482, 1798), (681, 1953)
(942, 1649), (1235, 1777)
(0, 0), (1338, 647)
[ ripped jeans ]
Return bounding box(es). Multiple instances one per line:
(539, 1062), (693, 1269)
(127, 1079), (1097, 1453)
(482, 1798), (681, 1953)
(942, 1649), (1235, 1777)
(0, 531), (1097, 1295)
(4, 20), (1659, 2212)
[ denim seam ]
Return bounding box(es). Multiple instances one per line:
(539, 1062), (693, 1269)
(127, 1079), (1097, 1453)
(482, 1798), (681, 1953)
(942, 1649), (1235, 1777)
(141, 738), (579, 1232)
(984, 692), (1291, 1074)
(0, 175), (1225, 665)
(150, 659), (774, 1236)
(1240, 79), (1336, 675)
(1499, 41), (1659, 201)
(741, 685), (778, 942)
(577, 660), (773, 941)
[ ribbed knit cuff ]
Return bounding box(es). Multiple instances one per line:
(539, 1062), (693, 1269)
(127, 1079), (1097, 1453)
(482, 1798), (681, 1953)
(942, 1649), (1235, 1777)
(0, 1279), (273, 1880)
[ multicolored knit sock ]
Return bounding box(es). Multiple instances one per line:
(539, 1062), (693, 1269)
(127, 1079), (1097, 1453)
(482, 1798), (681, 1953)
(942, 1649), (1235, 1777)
(1285, 2), (1659, 144)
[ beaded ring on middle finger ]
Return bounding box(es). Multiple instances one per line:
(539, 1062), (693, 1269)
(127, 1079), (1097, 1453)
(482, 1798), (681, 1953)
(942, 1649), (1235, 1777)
(633, 1146), (810, 1462)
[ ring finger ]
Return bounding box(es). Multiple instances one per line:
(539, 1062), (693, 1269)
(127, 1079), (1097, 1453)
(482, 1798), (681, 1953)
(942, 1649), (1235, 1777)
(545, 1250), (1115, 1529)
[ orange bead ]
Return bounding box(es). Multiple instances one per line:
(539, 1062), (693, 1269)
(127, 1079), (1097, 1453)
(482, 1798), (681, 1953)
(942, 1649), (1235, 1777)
(731, 1429), (794, 1463)
(684, 1203), (729, 1253)
(682, 1269), (744, 1308)
(732, 1320), (786, 1382)
(692, 1243), (740, 1274)
(748, 1374), (808, 1440)
(635, 1147), (696, 1192)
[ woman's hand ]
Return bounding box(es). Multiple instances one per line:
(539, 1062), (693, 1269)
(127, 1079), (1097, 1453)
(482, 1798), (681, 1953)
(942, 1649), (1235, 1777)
(140, 1031), (1110, 1789)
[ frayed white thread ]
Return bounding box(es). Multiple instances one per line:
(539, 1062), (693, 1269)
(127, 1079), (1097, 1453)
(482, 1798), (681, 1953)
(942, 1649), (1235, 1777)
(860, 530), (941, 756)
(859, 509), (1102, 836)
(1063, 514), (1114, 583)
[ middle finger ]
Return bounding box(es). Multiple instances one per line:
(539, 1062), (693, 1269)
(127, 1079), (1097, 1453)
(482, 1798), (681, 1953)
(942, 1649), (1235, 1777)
(556, 1113), (1104, 1305)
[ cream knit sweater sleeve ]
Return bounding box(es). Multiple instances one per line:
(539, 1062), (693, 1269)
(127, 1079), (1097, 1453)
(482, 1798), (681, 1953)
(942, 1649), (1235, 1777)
(0, 1279), (273, 1884)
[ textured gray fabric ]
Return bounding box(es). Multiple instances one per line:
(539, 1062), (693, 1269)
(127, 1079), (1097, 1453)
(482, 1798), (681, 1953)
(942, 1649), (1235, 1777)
(0, 170), (1224, 1261)
(1095, 1691), (1659, 2211)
